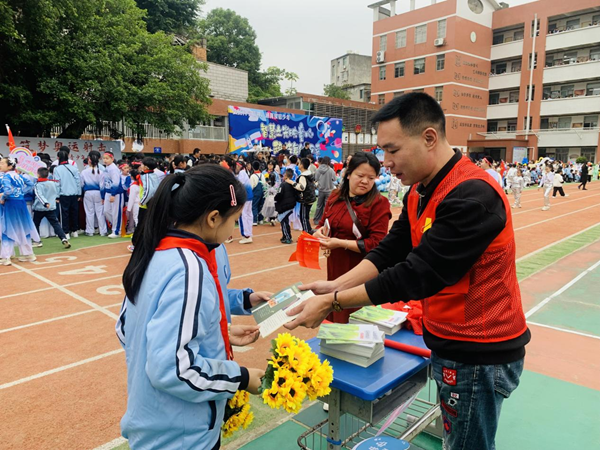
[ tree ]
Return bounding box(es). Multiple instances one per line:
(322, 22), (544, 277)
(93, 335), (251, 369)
(323, 84), (351, 100)
(135, 0), (204, 36)
(0, 0), (211, 139)
(199, 8), (298, 102)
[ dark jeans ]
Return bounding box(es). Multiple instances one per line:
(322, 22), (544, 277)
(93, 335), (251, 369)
(33, 210), (67, 241)
(59, 195), (80, 234)
(431, 353), (524, 450)
(552, 187), (566, 197)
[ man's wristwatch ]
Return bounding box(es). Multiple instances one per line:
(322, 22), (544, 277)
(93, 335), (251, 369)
(332, 291), (343, 312)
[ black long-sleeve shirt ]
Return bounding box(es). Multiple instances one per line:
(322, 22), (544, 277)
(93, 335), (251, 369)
(364, 149), (530, 364)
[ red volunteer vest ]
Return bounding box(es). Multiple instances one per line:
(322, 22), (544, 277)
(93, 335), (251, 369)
(406, 156), (527, 343)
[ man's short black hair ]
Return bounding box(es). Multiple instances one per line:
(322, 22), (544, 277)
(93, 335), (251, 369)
(284, 168), (294, 179)
(289, 155), (298, 164)
(192, 148), (201, 155)
(38, 167), (49, 178)
(142, 157), (157, 170)
(371, 92), (446, 138)
(252, 161), (261, 171)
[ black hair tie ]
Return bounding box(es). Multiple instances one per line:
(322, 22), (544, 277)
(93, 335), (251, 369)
(171, 172), (186, 192)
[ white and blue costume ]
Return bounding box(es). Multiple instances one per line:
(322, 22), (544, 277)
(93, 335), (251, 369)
(1, 171), (39, 259)
(237, 169), (253, 238)
(115, 231), (253, 450)
(102, 163), (125, 235)
(81, 165), (107, 236)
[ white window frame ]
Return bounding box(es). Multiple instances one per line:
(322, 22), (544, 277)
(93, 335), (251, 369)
(395, 30), (407, 48)
(379, 65), (387, 81)
(437, 19), (446, 39)
(415, 25), (427, 44)
(380, 35), (387, 52)
(436, 54), (445, 71)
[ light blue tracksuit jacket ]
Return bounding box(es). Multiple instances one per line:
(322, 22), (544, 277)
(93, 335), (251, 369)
(53, 163), (82, 196)
(115, 232), (252, 450)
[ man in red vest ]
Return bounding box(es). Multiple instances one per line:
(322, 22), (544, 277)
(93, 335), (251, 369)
(285, 93), (530, 450)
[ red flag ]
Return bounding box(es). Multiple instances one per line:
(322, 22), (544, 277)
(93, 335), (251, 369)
(289, 231), (321, 270)
(5, 124), (16, 151)
(500, 161), (507, 177)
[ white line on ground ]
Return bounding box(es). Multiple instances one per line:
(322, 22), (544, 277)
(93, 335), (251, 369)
(0, 349), (124, 390)
(524, 259), (600, 319)
(92, 437), (127, 450)
(10, 263), (119, 320)
(514, 204), (600, 231)
(527, 321), (600, 341)
(512, 191), (600, 212)
(515, 223), (600, 262)
(0, 303), (122, 334)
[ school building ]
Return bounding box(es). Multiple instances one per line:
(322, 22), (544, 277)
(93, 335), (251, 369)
(368, 0), (600, 163)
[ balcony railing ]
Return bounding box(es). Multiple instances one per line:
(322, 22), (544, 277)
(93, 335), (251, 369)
(185, 126), (227, 141)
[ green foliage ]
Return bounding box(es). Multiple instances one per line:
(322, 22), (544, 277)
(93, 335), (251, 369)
(135, 0), (204, 36)
(0, 0), (211, 138)
(323, 84), (351, 100)
(199, 8), (298, 102)
(576, 156), (588, 164)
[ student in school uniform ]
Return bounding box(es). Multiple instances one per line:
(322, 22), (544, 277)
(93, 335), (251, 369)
(53, 150), (82, 239)
(102, 151), (126, 238)
(129, 158), (160, 252)
(80, 151), (107, 236)
(32, 167), (71, 249)
(116, 165), (265, 449)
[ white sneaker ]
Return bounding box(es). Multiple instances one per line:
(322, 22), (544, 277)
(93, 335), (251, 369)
(32, 241), (43, 248)
(239, 237), (253, 244)
(252, 223), (258, 226)
(541, 206), (550, 211)
(62, 239), (71, 249)
(108, 233), (119, 239)
(18, 254), (37, 262)
(71, 231), (78, 238)
(564, 194), (570, 197)
(224, 237), (233, 244)
(85, 233), (94, 237)
(0, 258), (11, 266)
(65, 233), (70, 240)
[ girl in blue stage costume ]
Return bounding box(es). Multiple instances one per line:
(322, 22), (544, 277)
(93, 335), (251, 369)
(0, 156), (40, 265)
(116, 164), (268, 450)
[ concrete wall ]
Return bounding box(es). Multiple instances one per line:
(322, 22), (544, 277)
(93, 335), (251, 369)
(205, 63), (248, 103)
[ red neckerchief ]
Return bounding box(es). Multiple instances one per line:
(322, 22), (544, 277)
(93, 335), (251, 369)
(59, 161), (69, 165)
(155, 236), (233, 360)
(37, 178), (55, 183)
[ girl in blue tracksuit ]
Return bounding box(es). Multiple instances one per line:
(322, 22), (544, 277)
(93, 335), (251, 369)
(102, 151), (125, 238)
(116, 165), (266, 450)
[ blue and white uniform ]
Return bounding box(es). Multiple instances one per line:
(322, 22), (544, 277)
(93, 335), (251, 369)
(237, 169), (253, 238)
(102, 163), (125, 235)
(81, 165), (107, 236)
(115, 231), (252, 450)
(0, 171), (39, 259)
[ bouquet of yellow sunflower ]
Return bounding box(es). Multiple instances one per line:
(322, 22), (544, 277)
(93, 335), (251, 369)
(259, 333), (334, 414)
(222, 390), (254, 439)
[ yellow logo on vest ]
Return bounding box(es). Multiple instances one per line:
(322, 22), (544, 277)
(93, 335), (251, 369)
(422, 217), (433, 233)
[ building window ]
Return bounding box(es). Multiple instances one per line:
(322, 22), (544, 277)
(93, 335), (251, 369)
(489, 93), (500, 105)
(587, 82), (600, 96)
(394, 62), (405, 78)
(394, 91), (405, 98)
(528, 53), (537, 69)
(540, 118), (549, 129)
(396, 30), (407, 48)
(523, 117), (532, 130)
(435, 86), (443, 102)
(436, 54), (445, 71)
(378, 94), (386, 105)
(488, 121), (498, 132)
(526, 86), (535, 101)
(563, 51), (577, 64)
(415, 25), (427, 44)
(560, 85), (574, 98)
(583, 115), (598, 129)
(380, 35), (387, 52)
(437, 19), (446, 39)
(558, 117), (572, 129)
(548, 22), (557, 33)
(509, 91), (519, 103)
(507, 121), (518, 132)
(511, 61), (521, 72)
(493, 33), (504, 45)
(514, 29), (524, 40)
(590, 47), (600, 61)
(360, 89), (364, 99)
(492, 62), (507, 75)
(379, 66), (387, 80)
(566, 18), (580, 30)
(414, 58), (425, 74)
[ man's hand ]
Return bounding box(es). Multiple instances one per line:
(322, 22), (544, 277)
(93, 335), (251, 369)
(284, 294), (333, 330)
(249, 291), (272, 307)
(229, 325), (260, 347)
(299, 280), (338, 295)
(110, 196), (115, 203)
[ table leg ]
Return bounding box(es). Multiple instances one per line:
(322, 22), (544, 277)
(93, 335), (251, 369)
(327, 388), (342, 450)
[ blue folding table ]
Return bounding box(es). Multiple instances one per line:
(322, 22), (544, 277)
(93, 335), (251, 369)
(300, 330), (441, 450)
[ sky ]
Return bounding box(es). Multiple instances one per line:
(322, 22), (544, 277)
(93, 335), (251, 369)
(202, 0), (535, 96)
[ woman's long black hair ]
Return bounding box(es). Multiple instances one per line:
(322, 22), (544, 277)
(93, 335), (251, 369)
(122, 164), (246, 303)
(333, 151), (381, 207)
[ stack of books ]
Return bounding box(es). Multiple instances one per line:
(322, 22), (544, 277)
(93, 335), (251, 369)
(317, 323), (385, 368)
(349, 306), (408, 335)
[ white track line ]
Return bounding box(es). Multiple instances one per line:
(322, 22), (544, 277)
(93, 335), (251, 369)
(525, 259), (600, 319)
(514, 204), (600, 231)
(92, 437), (127, 450)
(527, 321), (600, 341)
(0, 303), (122, 334)
(512, 191), (600, 212)
(10, 263), (119, 320)
(0, 349), (124, 390)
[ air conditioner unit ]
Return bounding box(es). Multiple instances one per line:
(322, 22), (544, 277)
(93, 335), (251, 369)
(434, 38), (446, 47)
(376, 51), (386, 63)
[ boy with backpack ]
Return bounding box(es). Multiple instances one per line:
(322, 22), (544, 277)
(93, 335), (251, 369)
(250, 161), (266, 225)
(287, 158), (316, 234)
(275, 169), (297, 244)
